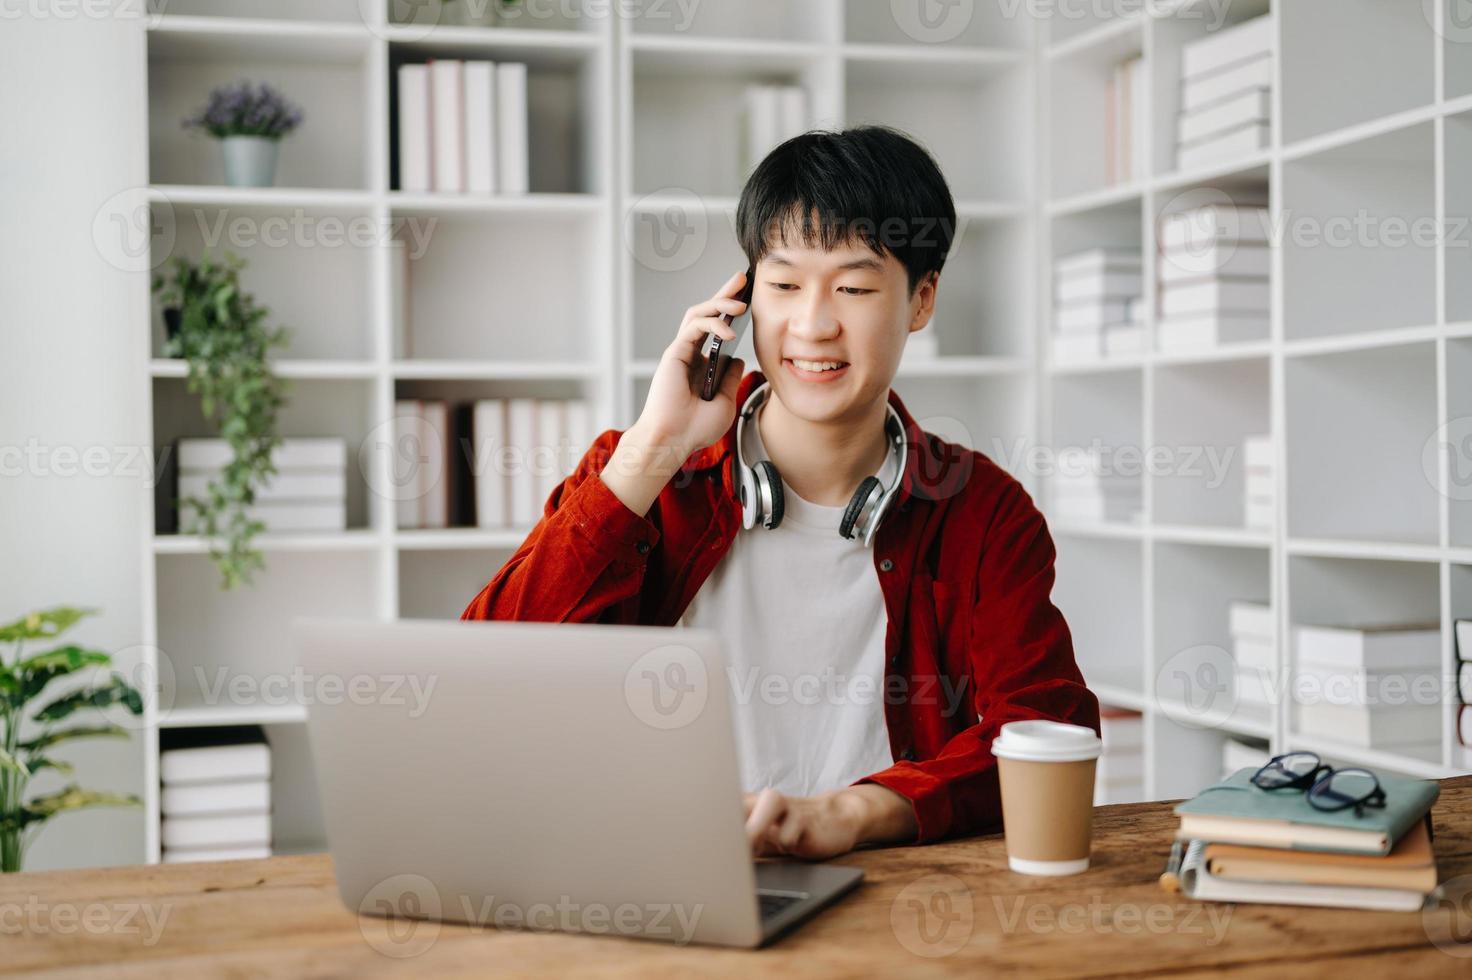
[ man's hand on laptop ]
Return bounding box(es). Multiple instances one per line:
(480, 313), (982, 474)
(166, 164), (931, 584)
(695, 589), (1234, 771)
(743, 784), (918, 859)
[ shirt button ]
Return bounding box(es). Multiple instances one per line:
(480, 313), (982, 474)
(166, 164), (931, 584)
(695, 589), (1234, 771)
(635, 540), (651, 555)
(880, 559), (894, 572)
(900, 747), (916, 762)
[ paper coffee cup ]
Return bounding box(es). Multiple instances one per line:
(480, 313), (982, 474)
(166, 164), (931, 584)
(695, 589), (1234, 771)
(993, 720), (1102, 876)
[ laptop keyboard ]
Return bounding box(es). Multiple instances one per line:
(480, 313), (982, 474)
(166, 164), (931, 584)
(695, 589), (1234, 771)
(758, 891), (806, 920)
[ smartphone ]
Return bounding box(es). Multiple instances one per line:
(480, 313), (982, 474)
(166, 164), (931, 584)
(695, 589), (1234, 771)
(698, 264), (756, 401)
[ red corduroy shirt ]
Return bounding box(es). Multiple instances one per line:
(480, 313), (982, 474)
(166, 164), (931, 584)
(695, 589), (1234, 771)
(461, 370), (1101, 843)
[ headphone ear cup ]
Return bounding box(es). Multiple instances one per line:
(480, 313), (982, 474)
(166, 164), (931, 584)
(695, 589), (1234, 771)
(755, 459), (784, 529)
(840, 476), (883, 540)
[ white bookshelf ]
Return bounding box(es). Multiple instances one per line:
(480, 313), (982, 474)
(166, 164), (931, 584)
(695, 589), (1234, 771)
(1040, 0), (1472, 801)
(131, 1), (1472, 866)
(134, 1), (1037, 863)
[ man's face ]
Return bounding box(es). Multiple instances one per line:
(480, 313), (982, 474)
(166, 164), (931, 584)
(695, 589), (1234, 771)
(751, 236), (935, 426)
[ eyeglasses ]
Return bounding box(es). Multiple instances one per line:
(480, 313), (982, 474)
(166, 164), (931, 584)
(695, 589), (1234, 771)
(1250, 752), (1387, 817)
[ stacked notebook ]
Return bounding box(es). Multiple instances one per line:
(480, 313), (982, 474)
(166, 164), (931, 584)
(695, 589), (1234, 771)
(1104, 55), (1147, 185)
(1229, 599), (1275, 713)
(176, 438), (347, 534)
(1048, 446), (1141, 524)
(160, 726), (272, 864)
(1175, 15), (1272, 172)
(1166, 767), (1440, 911)
(1095, 706), (1144, 805)
(1241, 434), (1273, 529)
(1052, 248), (1144, 362)
(742, 84), (807, 176)
(1292, 623), (1442, 752)
(1156, 203), (1271, 352)
(397, 59), (529, 194)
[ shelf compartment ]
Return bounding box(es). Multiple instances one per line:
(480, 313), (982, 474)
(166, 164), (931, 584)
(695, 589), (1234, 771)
(629, 0), (826, 43)
(1280, 120), (1435, 341)
(393, 209), (607, 362)
(1046, 24), (1144, 201)
(1151, 359), (1269, 528)
(156, 2), (364, 24)
(847, 57), (1029, 203)
(628, 196), (745, 361)
(147, 28), (370, 190)
(389, 40), (607, 195)
(1047, 368), (1145, 523)
(148, 199), (376, 362)
(1284, 342), (1439, 545)
(1446, 0), (1472, 100)
(1053, 536), (1145, 698)
(400, 546), (517, 619)
(1444, 109), (1472, 325)
(1149, 713), (1244, 801)
(934, 216), (1034, 358)
(890, 373), (1035, 492)
(1280, 0), (1434, 144)
(1448, 339), (1472, 548)
(152, 377), (379, 535)
(154, 550), (380, 719)
(388, 0), (599, 33)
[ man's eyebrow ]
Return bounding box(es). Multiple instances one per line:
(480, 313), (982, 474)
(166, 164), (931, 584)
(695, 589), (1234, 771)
(764, 252), (885, 273)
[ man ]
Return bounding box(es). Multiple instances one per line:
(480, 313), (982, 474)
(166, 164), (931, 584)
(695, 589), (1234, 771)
(463, 126), (1099, 860)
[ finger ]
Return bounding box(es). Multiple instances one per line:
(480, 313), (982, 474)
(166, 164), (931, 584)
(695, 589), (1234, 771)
(666, 316), (736, 370)
(777, 814), (805, 853)
(711, 267), (747, 302)
(745, 788), (786, 848)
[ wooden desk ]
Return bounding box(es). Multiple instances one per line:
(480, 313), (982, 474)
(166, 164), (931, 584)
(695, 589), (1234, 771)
(4, 776), (1471, 978)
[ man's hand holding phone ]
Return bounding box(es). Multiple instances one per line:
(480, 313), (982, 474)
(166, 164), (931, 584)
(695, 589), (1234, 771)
(598, 269), (751, 517)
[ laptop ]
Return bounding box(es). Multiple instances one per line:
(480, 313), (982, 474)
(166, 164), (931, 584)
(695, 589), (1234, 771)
(292, 617), (864, 948)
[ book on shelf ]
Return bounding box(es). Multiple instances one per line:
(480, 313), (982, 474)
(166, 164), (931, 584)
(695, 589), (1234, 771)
(1157, 242), (1271, 284)
(162, 845), (272, 864)
(1456, 618), (1471, 662)
(1292, 623), (1440, 672)
(1160, 277), (1271, 317)
(1055, 299), (1137, 333)
(1055, 269), (1141, 305)
(1234, 637), (1275, 674)
(1159, 205), (1270, 251)
(177, 438), (345, 472)
(743, 84), (806, 176)
(469, 398), (591, 529)
(1229, 599), (1275, 642)
(1054, 248), (1141, 280)
(1181, 14), (1273, 82)
(394, 399), (452, 531)
(1294, 702), (1441, 749)
(1181, 51), (1272, 113)
(1105, 56), (1146, 184)
(1460, 703), (1472, 746)
(507, 397), (539, 527)
(161, 812), (272, 852)
(177, 471), (346, 504)
(397, 59), (528, 194)
(159, 725), (271, 785)
(1156, 312), (1270, 351)
(176, 435), (349, 534)
(472, 400), (508, 530)
(161, 779), (271, 818)
(1178, 121), (1271, 172)
(160, 726), (273, 862)
(1174, 766), (1439, 856)
(1178, 86), (1270, 146)
(178, 500), (346, 534)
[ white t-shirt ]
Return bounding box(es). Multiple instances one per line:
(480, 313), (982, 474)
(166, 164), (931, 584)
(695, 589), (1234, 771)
(676, 403), (898, 797)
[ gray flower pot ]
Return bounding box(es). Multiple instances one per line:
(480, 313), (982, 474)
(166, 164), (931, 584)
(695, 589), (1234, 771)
(222, 136), (280, 188)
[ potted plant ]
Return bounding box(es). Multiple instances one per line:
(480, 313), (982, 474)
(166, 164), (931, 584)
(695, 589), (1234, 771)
(0, 607), (144, 873)
(154, 252), (291, 590)
(183, 80), (304, 188)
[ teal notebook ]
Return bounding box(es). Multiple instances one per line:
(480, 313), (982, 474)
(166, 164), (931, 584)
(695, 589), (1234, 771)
(1173, 767), (1439, 856)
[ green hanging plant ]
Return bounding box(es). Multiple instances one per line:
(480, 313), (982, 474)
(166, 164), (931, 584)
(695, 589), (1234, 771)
(0, 607), (144, 873)
(153, 251), (291, 590)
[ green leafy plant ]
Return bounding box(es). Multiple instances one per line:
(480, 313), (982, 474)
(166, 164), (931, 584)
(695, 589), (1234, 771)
(0, 607), (143, 873)
(153, 252), (291, 590)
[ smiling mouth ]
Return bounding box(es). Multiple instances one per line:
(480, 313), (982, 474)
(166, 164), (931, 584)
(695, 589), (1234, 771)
(786, 358), (849, 373)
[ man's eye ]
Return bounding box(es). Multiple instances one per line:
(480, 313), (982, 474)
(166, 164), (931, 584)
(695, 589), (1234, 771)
(772, 282), (797, 291)
(839, 287), (874, 295)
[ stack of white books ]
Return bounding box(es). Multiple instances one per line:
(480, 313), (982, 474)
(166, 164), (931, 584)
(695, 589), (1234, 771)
(1292, 623), (1443, 752)
(1242, 434), (1273, 530)
(397, 59), (529, 194)
(1094, 706), (1144, 805)
(469, 397), (593, 530)
(1104, 55), (1147, 185)
(177, 438), (347, 534)
(742, 84), (807, 176)
(1049, 446), (1140, 523)
(1229, 599), (1276, 715)
(1052, 249), (1144, 362)
(160, 725), (272, 864)
(1176, 15), (1272, 172)
(1156, 204), (1271, 351)
(1219, 735), (1271, 782)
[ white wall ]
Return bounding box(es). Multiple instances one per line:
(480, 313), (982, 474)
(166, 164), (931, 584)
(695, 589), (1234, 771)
(0, 12), (149, 869)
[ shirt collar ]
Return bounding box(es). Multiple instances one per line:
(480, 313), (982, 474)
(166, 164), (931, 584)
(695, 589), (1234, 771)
(682, 369), (954, 509)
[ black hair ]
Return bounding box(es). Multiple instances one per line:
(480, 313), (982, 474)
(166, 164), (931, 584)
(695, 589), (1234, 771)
(735, 126), (957, 295)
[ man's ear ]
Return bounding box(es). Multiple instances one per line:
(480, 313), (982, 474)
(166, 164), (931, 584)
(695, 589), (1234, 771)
(908, 271), (939, 334)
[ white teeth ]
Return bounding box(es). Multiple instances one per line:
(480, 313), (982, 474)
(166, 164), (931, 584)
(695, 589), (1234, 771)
(791, 358), (845, 373)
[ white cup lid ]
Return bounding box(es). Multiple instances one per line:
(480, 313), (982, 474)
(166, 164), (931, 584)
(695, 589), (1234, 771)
(992, 720), (1102, 763)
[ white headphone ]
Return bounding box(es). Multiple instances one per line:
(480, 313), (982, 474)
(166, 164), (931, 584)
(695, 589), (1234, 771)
(734, 381), (908, 548)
